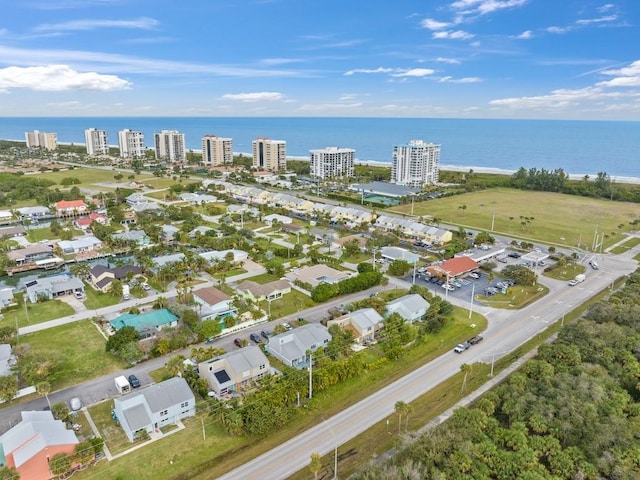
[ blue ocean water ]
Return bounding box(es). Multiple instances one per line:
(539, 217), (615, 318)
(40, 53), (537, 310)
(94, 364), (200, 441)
(1, 117), (638, 177)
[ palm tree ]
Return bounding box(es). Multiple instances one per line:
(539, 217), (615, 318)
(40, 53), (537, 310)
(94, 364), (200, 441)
(36, 381), (51, 410)
(395, 401), (408, 433)
(309, 453), (322, 480)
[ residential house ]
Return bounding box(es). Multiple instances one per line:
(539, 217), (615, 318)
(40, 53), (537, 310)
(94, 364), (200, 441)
(90, 264), (142, 292)
(0, 225), (26, 238)
(0, 287), (16, 308)
(125, 193), (162, 213)
(330, 206), (375, 225)
(335, 234), (368, 251)
(16, 206), (50, 221)
(74, 212), (108, 231)
(427, 256), (479, 280)
(327, 308), (384, 344)
(385, 294), (430, 324)
(199, 249), (248, 264)
(198, 346), (270, 397)
(0, 411), (79, 480)
(192, 286), (236, 321)
(188, 226), (215, 239)
(263, 213), (293, 226)
(57, 236), (102, 254)
(285, 264), (352, 288)
(281, 224), (307, 236)
(380, 246), (419, 264)
(266, 324), (331, 368)
(112, 229), (151, 246)
(235, 279), (291, 302)
(310, 227), (339, 246)
(151, 253), (185, 272)
(161, 224), (180, 243)
(113, 377), (195, 442)
(178, 193), (219, 204)
(0, 343), (15, 376)
(25, 274), (84, 303)
(7, 244), (53, 265)
(0, 210), (14, 224)
(109, 308), (179, 336)
(54, 199), (87, 216)
(120, 210), (137, 225)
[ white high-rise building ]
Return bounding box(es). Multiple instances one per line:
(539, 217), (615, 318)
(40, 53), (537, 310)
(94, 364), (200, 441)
(25, 130), (58, 150)
(252, 138), (286, 171)
(84, 128), (109, 155)
(309, 147), (355, 179)
(391, 140), (440, 187)
(118, 129), (145, 159)
(201, 135), (233, 167)
(154, 130), (186, 163)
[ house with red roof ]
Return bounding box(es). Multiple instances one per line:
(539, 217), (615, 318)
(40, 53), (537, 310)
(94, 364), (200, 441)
(427, 256), (479, 279)
(54, 199), (87, 216)
(74, 213), (109, 231)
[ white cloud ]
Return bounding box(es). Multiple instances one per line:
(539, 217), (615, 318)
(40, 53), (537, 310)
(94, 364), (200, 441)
(439, 76), (482, 83)
(421, 18), (450, 30)
(391, 68), (435, 78)
(259, 58), (303, 66)
(450, 0), (527, 15)
(33, 17), (159, 32)
(432, 30), (474, 40)
(516, 30), (533, 39)
(598, 60), (640, 87)
(597, 3), (615, 12)
(546, 26), (571, 34)
(222, 92), (284, 102)
(344, 67), (394, 76)
(576, 14), (617, 25)
(0, 65), (131, 92)
(435, 57), (461, 64)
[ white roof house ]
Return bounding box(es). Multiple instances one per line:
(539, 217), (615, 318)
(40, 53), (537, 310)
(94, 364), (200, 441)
(385, 294), (430, 324)
(266, 324), (331, 368)
(380, 246), (420, 264)
(263, 213), (293, 226)
(198, 346), (270, 397)
(113, 377), (195, 442)
(57, 235), (102, 254)
(327, 308), (384, 344)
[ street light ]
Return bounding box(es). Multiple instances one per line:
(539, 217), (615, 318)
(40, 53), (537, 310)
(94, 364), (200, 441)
(468, 283), (475, 319)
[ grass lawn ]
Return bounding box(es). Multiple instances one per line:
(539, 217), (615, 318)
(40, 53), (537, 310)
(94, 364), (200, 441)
(477, 283), (549, 309)
(83, 285), (122, 310)
(245, 272), (281, 284)
(389, 188), (638, 250)
(211, 268), (246, 279)
(610, 236), (640, 254)
(26, 226), (84, 242)
(38, 168), (155, 186)
(20, 321), (125, 389)
(340, 252), (371, 264)
(543, 263), (585, 281)
(259, 290), (316, 319)
(0, 298), (75, 329)
(377, 288), (409, 302)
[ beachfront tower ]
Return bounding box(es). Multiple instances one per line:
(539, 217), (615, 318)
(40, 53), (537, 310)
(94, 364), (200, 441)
(391, 140), (440, 187)
(253, 138), (287, 171)
(84, 128), (109, 155)
(309, 146), (355, 179)
(201, 134), (233, 168)
(154, 130), (186, 164)
(118, 129), (145, 159)
(25, 130), (58, 151)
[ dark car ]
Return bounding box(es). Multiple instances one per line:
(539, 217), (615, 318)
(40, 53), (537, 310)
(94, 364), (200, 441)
(234, 338), (243, 348)
(128, 374), (141, 388)
(467, 335), (484, 345)
(508, 252), (521, 258)
(250, 333), (262, 344)
(261, 329), (271, 339)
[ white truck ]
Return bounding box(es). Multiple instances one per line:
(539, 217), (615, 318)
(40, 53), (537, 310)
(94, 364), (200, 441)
(568, 274), (586, 286)
(115, 375), (131, 394)
(122, 284), (130, 300)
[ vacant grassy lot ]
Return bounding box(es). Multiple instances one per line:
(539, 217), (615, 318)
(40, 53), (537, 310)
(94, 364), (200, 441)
(259, 290), (316, 319)
(39, 168), (156, 186)
(390, 188), (638, 249)
(20, 321), (125, 389)
(0, 298), (75, 329)
(478, 283), (549, 309)
(610, 236), (640, 254)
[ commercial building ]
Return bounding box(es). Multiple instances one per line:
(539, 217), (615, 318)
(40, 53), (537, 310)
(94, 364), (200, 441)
(391, 140), (440, 187)
(309, 146), (355, 179)
(24, 130), (58, 150)
(154, 129), (186, 163)
(84, 128), (109, 155)
(201, 134), (232, 167)
(118, 129), (145, 159)
(252, 137), (286, 171)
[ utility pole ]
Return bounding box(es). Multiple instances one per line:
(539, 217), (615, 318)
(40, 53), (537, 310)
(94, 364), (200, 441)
(468, 282), (475, 319)
(308, 353), (313, 399)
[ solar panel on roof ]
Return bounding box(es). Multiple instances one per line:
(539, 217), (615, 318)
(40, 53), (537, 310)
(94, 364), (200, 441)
(214, 369), (231, 383)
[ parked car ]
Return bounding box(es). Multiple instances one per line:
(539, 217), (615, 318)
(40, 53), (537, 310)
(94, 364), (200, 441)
(282, 322), (293, 331)
(261, 329), (271, 339)
(442, 283), (455, 291)
(453, 342), (471, 353)
(508, 252), (521, 258)
(128, 374), (141, 388)
(141, 283), (151, 291)
(250, 333), (262, 344)
(467, 335), (484, 345)
(468, 272), (480, 279)
(69, 397), (82, 411)
(234, 338), (243, 348)
(73, 291), (84, 300)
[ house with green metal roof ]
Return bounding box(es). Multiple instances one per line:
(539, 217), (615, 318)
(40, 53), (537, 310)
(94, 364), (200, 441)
(110, 308), (179, 335)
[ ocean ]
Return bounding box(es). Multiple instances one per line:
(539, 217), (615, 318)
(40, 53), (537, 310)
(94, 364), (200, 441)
(1, 117), (639, 178)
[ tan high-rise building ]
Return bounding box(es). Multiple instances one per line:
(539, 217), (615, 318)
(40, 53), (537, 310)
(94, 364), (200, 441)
(25, 130), (58, 150)
(84, 128), (109, 155)
(118, 129), (145, 159)
(309, 146), (355, 179)
(391, 140), (440, 187)
(201, 135), (232, 167)
(252, 138), (286, 171)
(154, 130), (186, 163)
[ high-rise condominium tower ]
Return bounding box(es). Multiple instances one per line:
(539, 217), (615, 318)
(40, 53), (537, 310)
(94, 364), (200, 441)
(252, 138), (287, 171)
(84, 128), (109, 155)
(154, 130), (186, 163)
(391, 140), (440, 187)
(118, 129), (145, 159)
(309, 147), (355, 179)
(201, 135), (233, 167)
(25, 130), (58, 150)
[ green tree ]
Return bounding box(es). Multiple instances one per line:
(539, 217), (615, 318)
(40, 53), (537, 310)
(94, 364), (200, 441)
(197, 320), (222, 341)
(49, 452), (71, 475)
(105, 326), (139, 354)
(36, 381), (51, 409)
(309, 452), (323, 480)
(395, 401), (408, 433)
(74, 440), (96, 464)
(0, 375), (18, 402)
(166, 354), (187, 377)
(51, 401), (70, 421)
(387, 260), (411, 277)
(0, 466), (20, 480)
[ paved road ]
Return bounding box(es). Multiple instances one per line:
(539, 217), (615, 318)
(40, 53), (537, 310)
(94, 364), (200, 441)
(216, 250), (636, 480)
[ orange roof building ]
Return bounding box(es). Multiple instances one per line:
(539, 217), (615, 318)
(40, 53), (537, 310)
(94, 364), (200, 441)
(427, 256), (479, 278)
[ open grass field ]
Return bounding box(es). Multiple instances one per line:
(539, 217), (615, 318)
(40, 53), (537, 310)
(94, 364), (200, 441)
(73, 308), (486, 480)
(259, 289), (316, 319)
(37, 168), (155, 186)
(0, 298), (75, 329)
(610, 236), (640, 254)
(390, 188), (639, 250)
(20, 320), (125, 390)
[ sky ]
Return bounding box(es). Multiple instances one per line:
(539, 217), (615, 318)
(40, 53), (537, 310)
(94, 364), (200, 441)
(1, 0), (639, 119)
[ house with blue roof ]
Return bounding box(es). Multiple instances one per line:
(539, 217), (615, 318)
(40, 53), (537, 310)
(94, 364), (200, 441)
(110, 308), (179, 335)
